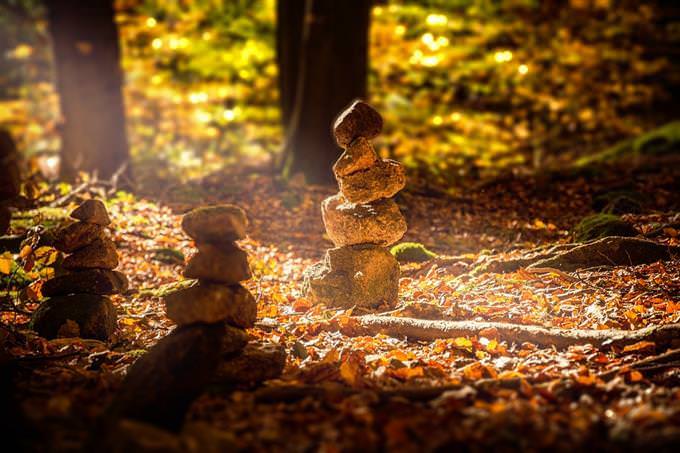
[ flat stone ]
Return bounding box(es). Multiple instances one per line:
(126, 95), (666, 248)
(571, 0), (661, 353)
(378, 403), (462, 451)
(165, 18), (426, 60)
(303, 244), (400, 309)
(183, 242), (251, 283)
(222, 325), (249, 356)
(70, 199), (111, 226)
(213, 343), (286, 385)
(322, 193), (406, 247)
(0, 206), (9, 235)
(42, 269), (128, 297)
(62, 237), (119, 270)
(333, 137), (378, 178)
(333, 100), (383, 148)
(164, 283), (257, 328)
(53, 221), (104, 253)
(104, 323), (225, 431)
(30, 294), (117, 340)
(181, 205), (248, 242)
(337, 159), (406, 204)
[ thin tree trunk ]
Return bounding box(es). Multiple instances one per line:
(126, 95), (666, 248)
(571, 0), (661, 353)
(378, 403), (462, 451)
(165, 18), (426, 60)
(278, 0), (371, 184)
(45, 0), (131, 181)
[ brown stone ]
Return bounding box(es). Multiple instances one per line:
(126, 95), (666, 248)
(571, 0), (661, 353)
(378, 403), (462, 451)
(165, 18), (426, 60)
(53, 221), (104, 253)
(322, 193), (406, 247)
(213, 343), (286, 385)
(337, 159), (406, 204)
(303, 244), (400, 309)
(30, 294), (117, 340)
(164, 283), (257, 328)
(222, 325), (249, 355)
(332, 137), (378, 178)
(70, 199), (111, 226)
(104, 323), (225, 431)
(181, 205), (248, 242)
(183, 242), (251, 283)
(333, 100), (383, 148)
(42, 269), (128, 297)
(62, 237), (119, 270)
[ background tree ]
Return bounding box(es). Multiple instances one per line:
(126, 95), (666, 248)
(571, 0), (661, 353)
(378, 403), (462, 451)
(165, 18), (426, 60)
(277, 0), (372, 184)
(45, 0), (130, 181)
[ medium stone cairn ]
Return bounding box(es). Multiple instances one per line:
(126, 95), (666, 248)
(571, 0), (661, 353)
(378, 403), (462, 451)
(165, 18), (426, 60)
(102, 205), (283, 431)
(304, 100), (407, 309)
(164, 205), (256, 344)
(32, 199), (124, 340)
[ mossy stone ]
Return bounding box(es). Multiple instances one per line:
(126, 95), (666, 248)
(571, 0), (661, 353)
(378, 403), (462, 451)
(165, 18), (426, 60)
(592, 190), (646, 215)
(573, 214), (637, 243)
(390, 242), (437, 263)
(31, 294), (117, 340)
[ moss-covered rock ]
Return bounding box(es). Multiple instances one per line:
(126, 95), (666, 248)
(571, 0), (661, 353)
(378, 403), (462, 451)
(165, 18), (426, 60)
(592, 190), (646, 214)
(575, 121), (680, 167)
(390, 242), (438, 263)
(573, 214), (638, 242)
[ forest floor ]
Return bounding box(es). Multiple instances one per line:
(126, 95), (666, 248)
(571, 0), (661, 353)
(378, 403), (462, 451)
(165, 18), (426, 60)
(3, 161), (680, 451)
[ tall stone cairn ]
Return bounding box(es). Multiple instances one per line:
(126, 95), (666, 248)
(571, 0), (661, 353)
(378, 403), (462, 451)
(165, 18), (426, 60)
(164, 205), (255, 356)
(304, 100), (407, 309)
(32, 199), (124, 340)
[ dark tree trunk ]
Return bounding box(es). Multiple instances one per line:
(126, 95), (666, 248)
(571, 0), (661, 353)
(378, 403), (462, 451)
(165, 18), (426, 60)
(45, 0), (131, 181)
(277, 0), (371, 184)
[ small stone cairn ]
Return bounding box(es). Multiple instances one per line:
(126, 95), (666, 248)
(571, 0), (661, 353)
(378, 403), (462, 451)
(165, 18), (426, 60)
(32, 199), (125, 340)
(164, 205), (256, 358)
(304, 100), (407, 309)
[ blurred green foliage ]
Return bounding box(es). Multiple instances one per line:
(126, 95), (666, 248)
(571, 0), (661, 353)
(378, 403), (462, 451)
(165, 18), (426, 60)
(0, 0), (677, 188)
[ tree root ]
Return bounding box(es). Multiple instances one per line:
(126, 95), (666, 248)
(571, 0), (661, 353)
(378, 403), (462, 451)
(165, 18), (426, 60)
(343, 315), (680, 349)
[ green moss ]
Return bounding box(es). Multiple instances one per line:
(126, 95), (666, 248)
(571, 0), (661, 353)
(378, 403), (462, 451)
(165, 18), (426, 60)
(573, 214), (638, 243)
(592, 190), (646, 214)
(390, 242), (438, 263)
(10, 207), (69, 231)
(150, 248), (185, 265)
(575, 121), (680, 167)
(137, 279), (196, 297)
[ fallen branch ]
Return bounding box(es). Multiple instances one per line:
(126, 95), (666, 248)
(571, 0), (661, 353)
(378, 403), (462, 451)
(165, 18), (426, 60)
(598, 348), (680, 381)
(344, 316), (680, 349)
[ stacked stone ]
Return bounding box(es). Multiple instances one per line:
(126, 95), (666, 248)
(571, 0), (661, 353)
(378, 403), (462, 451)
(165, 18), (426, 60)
(32, 199), (124, 340)
(163, 205), (256, 357)
(304, 100), (407, 309)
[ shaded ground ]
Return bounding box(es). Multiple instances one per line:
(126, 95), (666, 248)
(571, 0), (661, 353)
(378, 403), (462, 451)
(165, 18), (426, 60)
(3, 161), (680, 451)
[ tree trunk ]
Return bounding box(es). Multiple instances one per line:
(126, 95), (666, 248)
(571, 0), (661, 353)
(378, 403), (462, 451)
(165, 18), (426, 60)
(277, 0), (371, 184)
(45, 0), (131, 181)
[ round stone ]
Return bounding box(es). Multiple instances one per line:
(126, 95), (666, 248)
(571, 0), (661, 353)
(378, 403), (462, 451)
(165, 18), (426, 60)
(30, 294), (117, 340)
(42, 269), (128, 297)
(71, 199), (111, 226)
(183, 242), (251, 284)
(337, 159), (406, 204)
(322, 193), (406, 247)
(181, 205), (248, 242)
(53, 221), (105, 253)
(333, 100), (383, 148)
(164, 283), (256, 328)
(62, 237), (119, 270)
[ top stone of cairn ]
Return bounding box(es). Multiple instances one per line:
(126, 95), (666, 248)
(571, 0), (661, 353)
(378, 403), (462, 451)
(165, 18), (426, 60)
(70, 199), (111, 226)
(181, 204), (248, 242)
(333, 100), (383, 148)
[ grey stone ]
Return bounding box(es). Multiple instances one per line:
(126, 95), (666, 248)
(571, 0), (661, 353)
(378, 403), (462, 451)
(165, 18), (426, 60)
(333, 137), (378, 178)
(183, 242), (251, 283)
(62, 237), (119, 270)
(53, 221), (105, 253)
(71, 199), (111, 226)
